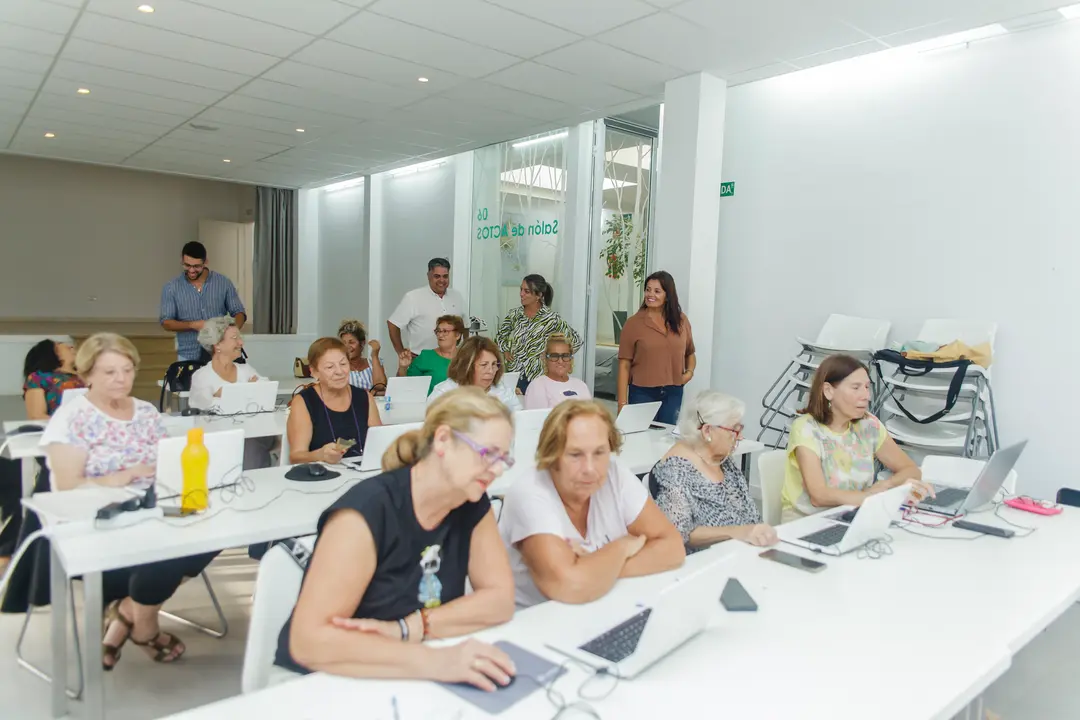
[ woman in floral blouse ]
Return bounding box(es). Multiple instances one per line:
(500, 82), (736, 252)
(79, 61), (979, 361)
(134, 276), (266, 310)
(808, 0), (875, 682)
(652, 390), (778, 549)
(22, 338), (84, 419)
(495, 274), (581, 393)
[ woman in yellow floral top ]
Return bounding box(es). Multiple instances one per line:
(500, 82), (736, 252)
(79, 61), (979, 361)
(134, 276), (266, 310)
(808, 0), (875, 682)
(495, 275), (581, 393)
(781, 354), (932, 522)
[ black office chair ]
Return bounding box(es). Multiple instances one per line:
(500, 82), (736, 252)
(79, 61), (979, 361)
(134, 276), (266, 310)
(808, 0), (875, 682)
(159, 360), (206, 411)
(1056, 488), (1080, 507)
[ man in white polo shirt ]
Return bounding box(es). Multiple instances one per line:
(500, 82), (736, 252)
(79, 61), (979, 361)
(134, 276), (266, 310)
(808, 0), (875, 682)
(387, 257), (468, 367)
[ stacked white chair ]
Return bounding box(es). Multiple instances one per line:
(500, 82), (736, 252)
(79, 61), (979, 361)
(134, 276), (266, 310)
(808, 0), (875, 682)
(757, 314), (891, 449)
(874, 319), (998, 459)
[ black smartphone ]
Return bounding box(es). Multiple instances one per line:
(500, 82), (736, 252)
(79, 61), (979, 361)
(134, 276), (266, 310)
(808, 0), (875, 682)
(720, 578), (758, 611)
(759, 548), (826, 573)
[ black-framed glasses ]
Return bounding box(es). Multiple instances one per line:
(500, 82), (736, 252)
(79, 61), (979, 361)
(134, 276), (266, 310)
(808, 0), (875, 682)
(452, 430), (515, 470)
(182, 262), (205, 271)
(546, 353), (574, 361)
(434, 328), (456, 335)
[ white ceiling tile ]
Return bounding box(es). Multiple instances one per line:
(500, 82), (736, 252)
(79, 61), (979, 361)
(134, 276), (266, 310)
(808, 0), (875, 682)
(330, 0), (376, 8)
(0, 66), (44, 90)
(183, 0), (360, 36)
(483, 0), (657, 36)
(876, 20), (975, 48)
(0, 0), (79, 35)
(0, 47), (52, 74)
(42, 0), (83, 6)
(0, 126), (16, 147)
(261, 62), (424, 106)
(327, 13), (519, 77)
(8, 144), (131, 163)
(595, 13), (736, 72)
(34, 91), (191, 127)
(643, 0), (687, 6)
(40, 75), (206, 116)
(196, 106), (355, 137)
(85, 0), (313, 57)
(290, 40), (465, 89)
(331, 122), (473, 148)
(27, 104), (175, 137)
(0, 23), (65, 56)
(672, 0), (868, 67)
(61, 39), (252, 92)
(437, 81), (583, 121)
(790, 40), (887, 69)
(12, 128), (147, 155)
(237, 79), (393, 120)
(168, 120), (304, 147)
(137, 141), (269, 164)
(371, 0), (580, 57)
(155, 128), (292, 155)
(0, 83), (35, 106)
(485, 62), (641, 108)
(533, 40), (684, 94)
(50, 59), (228, 104)
(726, 62), (801, 86)
(17, 114), (161, 143)
(215, 93), (363, 126)
(73, 14), (279, 75)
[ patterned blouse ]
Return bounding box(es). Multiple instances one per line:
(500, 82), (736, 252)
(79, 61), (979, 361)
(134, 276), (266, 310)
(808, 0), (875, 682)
(652, 455), (761, 545)
(23, 371), (85, 416)
(495, 305), (583, 381)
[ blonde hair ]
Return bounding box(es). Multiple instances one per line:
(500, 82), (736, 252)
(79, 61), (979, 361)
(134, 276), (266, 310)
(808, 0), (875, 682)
(544, 333), (574, 373)
(197, 315), (237, 351)
(307, 337), (348, 368)
(337, 319), (366, 344)
(447, 336), (505, 387)
(75, 333), (140, 379)
(535, 399), (622, 470)
(382, 386), (513, 470)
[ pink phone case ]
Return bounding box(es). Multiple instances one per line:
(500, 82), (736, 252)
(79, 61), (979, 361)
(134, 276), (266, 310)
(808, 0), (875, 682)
(1004, 497), (1062, 516)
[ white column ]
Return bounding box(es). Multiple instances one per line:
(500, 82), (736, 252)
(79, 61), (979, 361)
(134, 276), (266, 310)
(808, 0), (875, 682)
(365, 174), (385, 343)
(296, 188), (320, 336)
(452, 152), (474, 317)
(653, 72), (727, 394)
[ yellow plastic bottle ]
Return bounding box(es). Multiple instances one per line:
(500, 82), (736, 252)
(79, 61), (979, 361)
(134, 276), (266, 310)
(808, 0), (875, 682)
(181, 427), (210, 512)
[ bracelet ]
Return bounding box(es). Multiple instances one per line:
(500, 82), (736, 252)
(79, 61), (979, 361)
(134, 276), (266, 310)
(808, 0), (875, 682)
(419, 608), (431, 641)
(397, 617), (409, 642)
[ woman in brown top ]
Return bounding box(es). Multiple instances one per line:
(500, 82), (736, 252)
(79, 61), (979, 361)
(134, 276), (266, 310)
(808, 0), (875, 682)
(617, 270), (696, 425)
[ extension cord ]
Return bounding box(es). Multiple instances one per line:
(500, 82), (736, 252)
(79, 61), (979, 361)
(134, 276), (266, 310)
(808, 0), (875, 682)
(47, 507), (164, 540)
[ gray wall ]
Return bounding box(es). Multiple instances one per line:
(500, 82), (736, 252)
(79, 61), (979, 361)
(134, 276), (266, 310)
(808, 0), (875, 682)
(0, 154), (255, 320)
(317, 184), (367, 337)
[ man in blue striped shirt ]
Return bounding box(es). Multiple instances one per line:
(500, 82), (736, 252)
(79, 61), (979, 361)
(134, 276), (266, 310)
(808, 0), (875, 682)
(159, 241), (247, 361)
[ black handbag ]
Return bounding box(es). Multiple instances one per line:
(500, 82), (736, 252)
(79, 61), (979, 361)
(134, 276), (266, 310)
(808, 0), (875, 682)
(158, 360), (206, 410)
(872, 349), (972, 424)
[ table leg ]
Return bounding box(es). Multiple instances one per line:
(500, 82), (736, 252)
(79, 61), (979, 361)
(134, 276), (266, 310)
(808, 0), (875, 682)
(82, 571), (105, 720)
(741, 453), (751, 481)
(49, 547), (68, 718)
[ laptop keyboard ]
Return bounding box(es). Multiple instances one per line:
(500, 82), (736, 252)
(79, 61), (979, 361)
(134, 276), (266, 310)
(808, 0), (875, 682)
(578, 608), (652, 663)
(928, 487), (967, 508)
(799, 524), (849, 547)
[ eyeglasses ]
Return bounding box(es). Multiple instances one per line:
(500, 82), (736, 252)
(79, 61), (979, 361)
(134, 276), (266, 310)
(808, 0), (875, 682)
(698, 412), (744, 440)
(434, 328), (456, 335)
(452, 431), (515, 470)
(182, 262), (205, 271)
(476, 361), (500, 371)
(546, 353), (573, 361)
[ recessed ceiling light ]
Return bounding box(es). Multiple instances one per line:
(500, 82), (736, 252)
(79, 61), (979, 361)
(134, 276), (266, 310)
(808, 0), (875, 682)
(295, 128), (305, 133)
(223, 158), (231, 163)
(137, 4), (154, 13)
(417, 77), (429, 83)
(44, 132), (55, 138)
(1061, 4), (1080, 19)
(77, 88), (90, 95)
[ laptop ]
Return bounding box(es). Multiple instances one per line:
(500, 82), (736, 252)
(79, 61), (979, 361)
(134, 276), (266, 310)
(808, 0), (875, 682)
(512, 408), (551, 462)
(60, 388), (88, 406)
(917, 440), (1027, 517)
(615, 402), (662, 435)
(354, 422), (422, 472)
(547, 558), (729, 679)
(155, 428), (245, 497)
(216, 380), (279, 414)
(779, 483), (910, 556)
(385, 376), (432, 404)
(503, 371), (521, 391)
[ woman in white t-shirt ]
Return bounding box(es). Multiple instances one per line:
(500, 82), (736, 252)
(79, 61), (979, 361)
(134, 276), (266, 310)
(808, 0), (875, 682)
(523, 334), (590, 410)
(498, 400), (684, 607)
(428, 337), (522, 411)
(188, 316), (262, 410)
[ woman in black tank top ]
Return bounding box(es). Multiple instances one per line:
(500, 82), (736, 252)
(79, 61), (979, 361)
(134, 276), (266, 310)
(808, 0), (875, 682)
(287, 338), (382, 465)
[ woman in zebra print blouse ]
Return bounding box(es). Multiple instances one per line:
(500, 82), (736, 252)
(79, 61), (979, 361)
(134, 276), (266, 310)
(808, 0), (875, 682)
(495, 274), (582, 393)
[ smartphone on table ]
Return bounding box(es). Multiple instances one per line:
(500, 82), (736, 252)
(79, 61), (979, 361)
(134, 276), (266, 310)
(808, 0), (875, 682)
(759, 548), (826, 573)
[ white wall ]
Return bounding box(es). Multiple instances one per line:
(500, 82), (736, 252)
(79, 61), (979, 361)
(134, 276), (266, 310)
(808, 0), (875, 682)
(317, 183), (368, 337)
(0, 154), (255, 320)
(715, 23), (1080, 499)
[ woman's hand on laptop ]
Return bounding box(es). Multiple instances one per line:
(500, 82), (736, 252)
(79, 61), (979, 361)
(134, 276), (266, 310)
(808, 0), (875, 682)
(434, 638), (517, 692)
(900, 479), (935, 503)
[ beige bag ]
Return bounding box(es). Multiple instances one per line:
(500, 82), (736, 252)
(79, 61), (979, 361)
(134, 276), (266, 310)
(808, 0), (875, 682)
(293, 357), (311, 378)
(904, 341), (992, 369)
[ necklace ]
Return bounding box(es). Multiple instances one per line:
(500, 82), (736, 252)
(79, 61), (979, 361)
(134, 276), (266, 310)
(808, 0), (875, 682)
(691, 444), (725, 468)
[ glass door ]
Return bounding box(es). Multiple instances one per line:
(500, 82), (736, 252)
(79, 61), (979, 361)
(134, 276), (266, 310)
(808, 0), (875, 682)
(591, 123), (656, 400)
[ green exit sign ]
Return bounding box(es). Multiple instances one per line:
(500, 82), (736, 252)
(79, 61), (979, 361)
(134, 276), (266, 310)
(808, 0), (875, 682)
(720, 182), (735, 197)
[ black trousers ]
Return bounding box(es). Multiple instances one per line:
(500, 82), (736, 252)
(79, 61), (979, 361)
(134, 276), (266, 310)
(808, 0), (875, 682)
(0, 457), (22, 557)
(102, 552), (220, 607)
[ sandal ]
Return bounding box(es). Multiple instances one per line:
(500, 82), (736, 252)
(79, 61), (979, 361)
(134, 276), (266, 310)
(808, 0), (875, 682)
(130, 630), (186, 663)
(102, 600), (132, 671)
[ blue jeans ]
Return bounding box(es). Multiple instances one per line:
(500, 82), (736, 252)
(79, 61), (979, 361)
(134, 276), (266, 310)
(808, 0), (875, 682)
(628, 384), (684, 425)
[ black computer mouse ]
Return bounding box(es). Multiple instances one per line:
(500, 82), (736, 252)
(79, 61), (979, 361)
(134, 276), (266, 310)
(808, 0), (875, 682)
(498, 675), (517, 690)
(13, 424), (44, 434)
(303, 463), (327, 478)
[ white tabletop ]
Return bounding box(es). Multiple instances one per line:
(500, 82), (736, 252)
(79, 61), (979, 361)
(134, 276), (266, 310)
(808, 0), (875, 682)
(157, 376), (310, 396)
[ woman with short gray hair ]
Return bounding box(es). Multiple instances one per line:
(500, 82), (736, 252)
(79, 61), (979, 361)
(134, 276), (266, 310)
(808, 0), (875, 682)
(189, 316), (262, 411)
(651, 389), (778, 549)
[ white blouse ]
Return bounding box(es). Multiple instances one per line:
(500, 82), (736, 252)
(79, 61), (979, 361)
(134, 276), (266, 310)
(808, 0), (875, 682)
(188, 362), (262, 410)
(427, 377), (522, 411)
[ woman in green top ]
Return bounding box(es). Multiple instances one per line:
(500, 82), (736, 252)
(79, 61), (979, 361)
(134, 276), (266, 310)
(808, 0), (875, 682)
(495, 274), (582, 393)
(397, 314), (464, 394)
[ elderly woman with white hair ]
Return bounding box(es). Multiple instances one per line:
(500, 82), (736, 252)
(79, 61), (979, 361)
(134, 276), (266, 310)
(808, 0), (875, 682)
(651, 390), (778, 549)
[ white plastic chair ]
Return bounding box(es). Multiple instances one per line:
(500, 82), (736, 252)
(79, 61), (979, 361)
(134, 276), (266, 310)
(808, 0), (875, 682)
(277, 406), (291, 467)
(757, 450), (787, 527)
(803, 313), (892, 353)
(921, 454), (1017, 496)
(241, 537), (313, 694)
